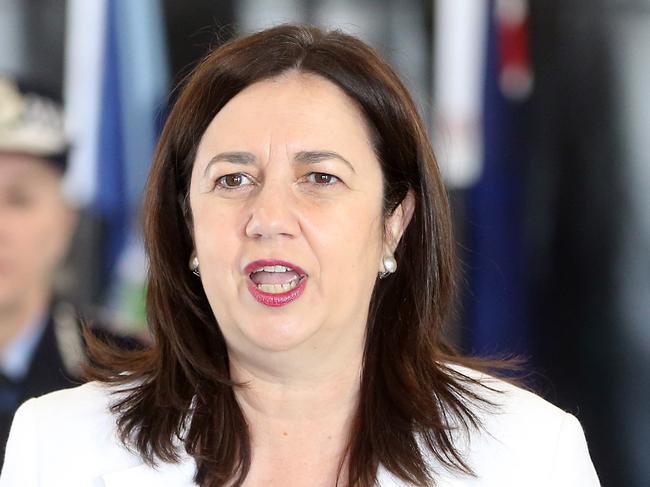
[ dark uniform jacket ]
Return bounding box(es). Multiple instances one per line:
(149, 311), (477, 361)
(0, 302), (138, 464)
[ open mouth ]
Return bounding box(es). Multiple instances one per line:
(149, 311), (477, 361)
(245, 260), (308, 307)
(249, 264), (306, 294)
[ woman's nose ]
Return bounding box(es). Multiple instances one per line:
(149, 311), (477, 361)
(244, 180), (301, 240)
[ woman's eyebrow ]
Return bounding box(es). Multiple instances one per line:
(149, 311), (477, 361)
(294, 150), (356, 174)
(203, 152), (256, 176)
(204, 150), (356, 176)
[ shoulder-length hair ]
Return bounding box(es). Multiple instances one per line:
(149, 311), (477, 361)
(88, 23), (504, 487)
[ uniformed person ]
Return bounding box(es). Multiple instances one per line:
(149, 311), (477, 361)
(0, 76), (136, 461)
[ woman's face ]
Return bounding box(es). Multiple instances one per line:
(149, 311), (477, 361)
(189, 72), (408, 367)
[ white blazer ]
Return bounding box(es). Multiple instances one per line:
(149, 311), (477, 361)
(0, 370), (600, 487)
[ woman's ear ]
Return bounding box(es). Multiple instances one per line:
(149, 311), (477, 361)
(385, 190), (416, 254)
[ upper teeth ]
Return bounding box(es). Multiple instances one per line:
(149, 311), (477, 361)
(251, 265), (293, 273)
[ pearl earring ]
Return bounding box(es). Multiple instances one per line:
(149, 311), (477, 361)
(379, 255), (397, 279)
(189, 253), (200, 277)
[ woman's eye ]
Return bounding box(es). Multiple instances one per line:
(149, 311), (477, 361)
(306, 172), (340, 185)
(216, 173), (253, 189)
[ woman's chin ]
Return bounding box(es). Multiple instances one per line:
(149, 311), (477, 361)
(237, 318), (321, 354)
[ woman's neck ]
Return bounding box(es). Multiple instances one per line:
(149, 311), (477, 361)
(229, 354), (361, 486)
(230, 354), (361, 422)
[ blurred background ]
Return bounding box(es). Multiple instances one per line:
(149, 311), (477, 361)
(1, 0), (648, 485)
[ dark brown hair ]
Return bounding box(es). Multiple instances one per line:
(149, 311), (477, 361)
(87, 23), (506, 486)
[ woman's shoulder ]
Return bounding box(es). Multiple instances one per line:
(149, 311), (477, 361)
(1, 381), (144, 485)
(16, 380), (127, 436)
(449, 363), (568, 422)
(430, 364), (600, 486)
(25, 379), (115, 406)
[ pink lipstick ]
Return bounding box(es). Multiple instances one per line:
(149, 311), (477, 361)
(245, 259), (307, 307)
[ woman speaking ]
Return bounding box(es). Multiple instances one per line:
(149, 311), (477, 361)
(0, 24), (599, 486)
